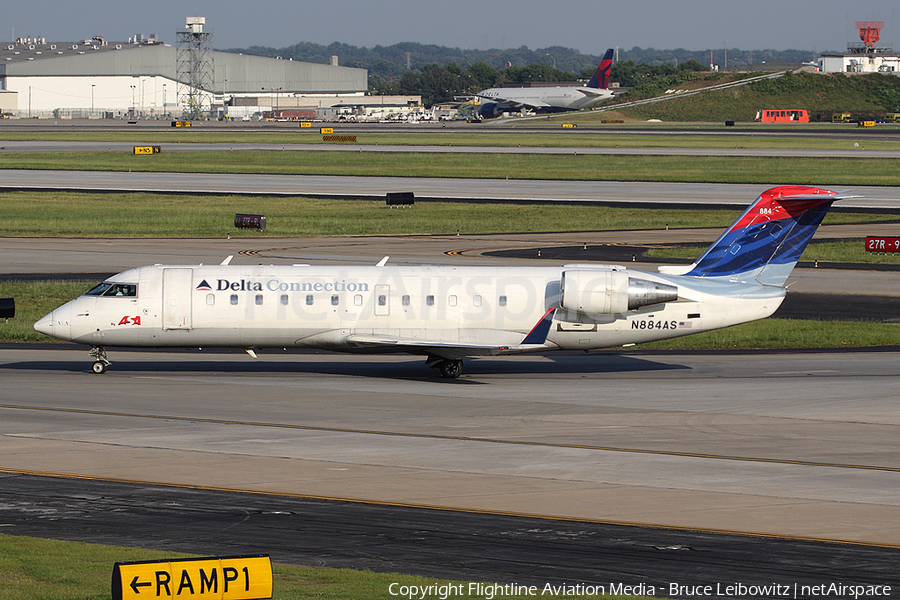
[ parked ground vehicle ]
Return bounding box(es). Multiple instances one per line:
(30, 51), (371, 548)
(755, 109), (809, 123)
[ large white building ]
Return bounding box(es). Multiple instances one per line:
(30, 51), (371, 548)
(0, 25), (368, 119)
(819, 21), (899, 74)
(819, 51), (900, 74)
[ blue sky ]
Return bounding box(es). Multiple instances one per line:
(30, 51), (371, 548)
(5, 0), (897, 54)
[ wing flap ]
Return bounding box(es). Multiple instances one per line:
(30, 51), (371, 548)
(345, 309), (557, 358)
(345, 334), (507, 359)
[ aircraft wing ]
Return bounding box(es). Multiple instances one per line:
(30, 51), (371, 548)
(344, 309), (557, 360)
(345, 334), (554, 357)
(577, 87), (613, 98)
(479, 94), (551, 110)
(345, 334), (508, 358)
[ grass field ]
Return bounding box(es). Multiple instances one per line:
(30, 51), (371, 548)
(3, 128), (900, 150)
(2, 150), (900, 186)
(647, 240), (900, 265)
(1, 192), (744, 237)
(1, 533), (634, 600)
(0, 191), (895, 239)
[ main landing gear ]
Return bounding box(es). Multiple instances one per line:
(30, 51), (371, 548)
(426, 355), (463, 379)
(89, 347), (110, 374)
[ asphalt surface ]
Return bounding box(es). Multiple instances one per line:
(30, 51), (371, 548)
(3, 472), (899, 597)
(2, 169), (899, 210)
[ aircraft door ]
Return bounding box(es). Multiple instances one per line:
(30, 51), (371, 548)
(374, 285), (390, 316)
(162, 268), (193, 330)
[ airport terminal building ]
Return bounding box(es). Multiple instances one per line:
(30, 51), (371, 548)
(0, 22), (368, 119)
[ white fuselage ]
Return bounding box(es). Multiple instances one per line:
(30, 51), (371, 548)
(476, 86), (613, 112)
(36, 264), (785, 356)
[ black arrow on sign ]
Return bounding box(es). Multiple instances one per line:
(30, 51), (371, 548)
(130, 576), (152, 594)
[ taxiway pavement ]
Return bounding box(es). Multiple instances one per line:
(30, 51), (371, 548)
(3, 347), (900, 546)
(2, 169), (899, 210)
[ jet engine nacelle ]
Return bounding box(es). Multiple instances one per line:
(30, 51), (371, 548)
(560, 269), (678, 315)
(478, 102), (504, 119)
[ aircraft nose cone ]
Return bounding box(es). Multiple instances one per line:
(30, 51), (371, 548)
(34, 312), (54, 336)
(34, 304), (72, 340)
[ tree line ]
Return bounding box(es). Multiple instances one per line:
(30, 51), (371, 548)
(221, 41), (828, 106)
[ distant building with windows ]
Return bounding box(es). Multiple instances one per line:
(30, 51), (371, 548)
(0, 23), (367, 119)
(819, 21), (899, 74)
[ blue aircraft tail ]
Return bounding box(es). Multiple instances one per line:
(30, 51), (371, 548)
(586, 49), (614, 89)
(683, 186), (839, 287)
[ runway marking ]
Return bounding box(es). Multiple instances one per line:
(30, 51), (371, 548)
(3, 466), (900, 550)
(769, 370), (838, 375)
(3, 403), (900, 474)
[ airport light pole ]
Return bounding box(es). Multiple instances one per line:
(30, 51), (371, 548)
(91, 84), (95, 117)
(130, 85), (136, 117)
(262, 87), (282, 118)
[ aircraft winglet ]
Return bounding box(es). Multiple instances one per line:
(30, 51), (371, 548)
(521, 308), (556, 345)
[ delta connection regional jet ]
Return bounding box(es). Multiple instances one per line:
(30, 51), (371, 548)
(36, 186), (841, 378)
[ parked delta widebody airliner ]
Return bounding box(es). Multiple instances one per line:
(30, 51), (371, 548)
(474, 49), (615, 119)
(36, 186), (841, 378)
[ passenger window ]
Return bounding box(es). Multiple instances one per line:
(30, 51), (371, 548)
(448, 295), (457, 307)
(255, 294), (264, 305)
(331, 294), (339, 306)
(280, 294), (289, 306)
(473, 295), (482, 307)
(230, 294), (238, 305)
(354, 294), (363, 306)
(499, 295), (507, 306)
(402, 295), (410, 306)
(426, 295), (434, 306)
(206, 294), (215, 306)
(306, 295), (314, 305)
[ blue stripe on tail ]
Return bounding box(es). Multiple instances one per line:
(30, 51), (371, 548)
(685, 186), (838, 286)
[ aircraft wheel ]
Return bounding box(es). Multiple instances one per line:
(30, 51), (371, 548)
(92, 361), (108, 374)
(439, 360), (462, 379)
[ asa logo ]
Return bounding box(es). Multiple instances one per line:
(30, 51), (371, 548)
(117, 316), (141, 326)
(196, 280), (212, 291)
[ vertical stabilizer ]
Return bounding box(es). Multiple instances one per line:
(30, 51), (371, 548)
(587, 49), (615, 89)
(683, 186), (839, 287)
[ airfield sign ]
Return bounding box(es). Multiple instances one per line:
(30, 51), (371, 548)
(112, 555), (272, 600)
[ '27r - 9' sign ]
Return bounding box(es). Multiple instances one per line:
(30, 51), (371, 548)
(865, 237), (900, 253)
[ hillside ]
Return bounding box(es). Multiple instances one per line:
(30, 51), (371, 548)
(611, 71), (900, 122)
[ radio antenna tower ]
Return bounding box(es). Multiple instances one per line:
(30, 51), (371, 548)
(176, 17), (214, 119)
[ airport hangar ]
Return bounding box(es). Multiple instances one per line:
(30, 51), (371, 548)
(0, 19), (417, 121)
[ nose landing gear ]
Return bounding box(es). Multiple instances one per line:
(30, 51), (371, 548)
(89, 347), (110, 374)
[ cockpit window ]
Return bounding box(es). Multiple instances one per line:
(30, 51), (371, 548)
(84, 282), (112, 296)
(102, 284), (137, 297)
